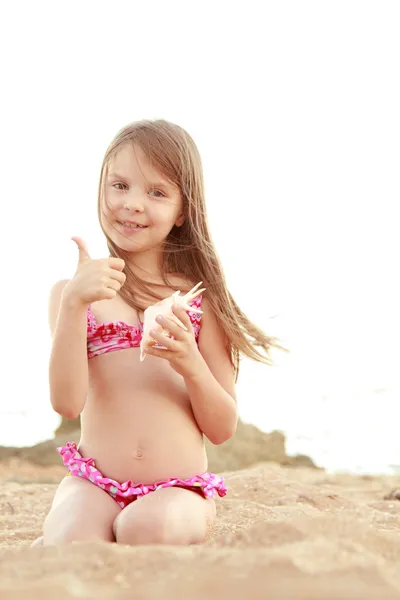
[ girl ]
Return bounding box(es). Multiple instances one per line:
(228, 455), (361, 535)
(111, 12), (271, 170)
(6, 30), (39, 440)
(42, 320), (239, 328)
(35, 119), (280, 546)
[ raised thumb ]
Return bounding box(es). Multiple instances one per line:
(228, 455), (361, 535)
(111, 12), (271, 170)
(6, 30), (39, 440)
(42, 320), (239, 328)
(71, 236), (90, 264)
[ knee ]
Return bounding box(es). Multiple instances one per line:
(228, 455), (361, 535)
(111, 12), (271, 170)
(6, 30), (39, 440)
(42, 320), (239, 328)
(43, 513), (104, 546)
(43, 522), (88, 545)
(114, 505), (191, 546)
(43, 527), (105, 545)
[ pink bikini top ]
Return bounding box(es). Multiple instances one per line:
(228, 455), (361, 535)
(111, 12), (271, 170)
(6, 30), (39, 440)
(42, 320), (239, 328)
(87, 295), (203, 359)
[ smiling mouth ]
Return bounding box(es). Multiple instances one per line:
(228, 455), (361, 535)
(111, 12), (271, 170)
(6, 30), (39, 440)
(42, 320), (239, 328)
(118, 221), (148, 229)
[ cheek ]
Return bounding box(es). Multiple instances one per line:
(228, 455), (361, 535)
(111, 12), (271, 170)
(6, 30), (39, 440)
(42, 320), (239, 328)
(100, 196), (121, 224)
(147, 206), (169, 226)
(104, 192), (120, 211)
(152, 202), (182, 226)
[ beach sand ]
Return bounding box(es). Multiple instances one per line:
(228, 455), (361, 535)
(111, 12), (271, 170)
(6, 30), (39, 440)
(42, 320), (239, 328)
(1, 458), (400, 599)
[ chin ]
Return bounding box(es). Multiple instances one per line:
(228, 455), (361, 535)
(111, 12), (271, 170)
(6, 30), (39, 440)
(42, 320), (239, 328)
(103, 223), (144, 251)
(112, 233), (147, 252)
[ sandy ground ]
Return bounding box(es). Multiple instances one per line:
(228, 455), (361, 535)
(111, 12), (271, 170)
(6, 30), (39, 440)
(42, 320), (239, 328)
(1, 458), (400, 599)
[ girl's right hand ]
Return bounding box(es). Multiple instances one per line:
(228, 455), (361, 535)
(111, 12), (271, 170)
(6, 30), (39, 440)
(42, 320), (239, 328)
(63, 236), (126, 306)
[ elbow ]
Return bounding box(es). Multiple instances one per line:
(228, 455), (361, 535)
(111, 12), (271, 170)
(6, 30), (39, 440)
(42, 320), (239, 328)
(63, 408), (81, 421)
(209, 432), (232, 445)
(208, 414), (238, 445)
(52, 404), (81, 421)
(50, 393), (84, 421)
(208, 429), (235, 445)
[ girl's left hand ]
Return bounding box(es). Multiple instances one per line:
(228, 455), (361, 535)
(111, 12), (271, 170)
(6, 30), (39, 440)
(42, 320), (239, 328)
(145, 304), (204, 378)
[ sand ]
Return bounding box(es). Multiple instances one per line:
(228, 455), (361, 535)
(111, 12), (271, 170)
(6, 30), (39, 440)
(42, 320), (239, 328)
(1, 458), (400, 599)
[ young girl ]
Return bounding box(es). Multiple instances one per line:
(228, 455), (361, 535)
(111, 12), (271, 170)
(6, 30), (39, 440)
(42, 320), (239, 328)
(35, 119), (279, 547)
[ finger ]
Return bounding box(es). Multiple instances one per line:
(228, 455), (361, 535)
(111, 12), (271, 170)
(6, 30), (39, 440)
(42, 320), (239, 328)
(155, 316), (186, 340)
(107, 268), (126, 286)
(107, 257), (125, 271)
(171, 304), (193, 329)
(149, 329), (178, 350)
(71, 236), (90, 264)
(104, 278), (122, 292)
(145, 345), (173, 360)
(101, 287), (117, 300)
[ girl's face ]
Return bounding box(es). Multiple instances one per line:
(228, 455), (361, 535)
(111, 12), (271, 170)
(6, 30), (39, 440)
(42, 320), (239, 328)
(101, 144), (184, 253)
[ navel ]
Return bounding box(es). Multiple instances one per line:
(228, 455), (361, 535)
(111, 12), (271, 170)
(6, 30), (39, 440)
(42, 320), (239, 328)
(134, 447), (144, 460)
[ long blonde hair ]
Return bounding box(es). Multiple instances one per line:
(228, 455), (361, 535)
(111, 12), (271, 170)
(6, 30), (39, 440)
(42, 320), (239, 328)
(97, 119), (286, 379)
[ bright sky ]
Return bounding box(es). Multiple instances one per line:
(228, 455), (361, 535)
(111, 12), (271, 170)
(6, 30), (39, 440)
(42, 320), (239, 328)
(1, 2), (399, 449)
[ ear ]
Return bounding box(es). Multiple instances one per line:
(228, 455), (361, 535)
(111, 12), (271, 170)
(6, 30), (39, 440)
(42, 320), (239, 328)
(175, 214), (185, 227)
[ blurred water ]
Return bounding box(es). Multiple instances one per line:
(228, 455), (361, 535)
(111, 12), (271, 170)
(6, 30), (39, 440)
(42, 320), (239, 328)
(0, 410), (60, 448)
(1, 384), (399, 476)
(234, 349), (400, 475)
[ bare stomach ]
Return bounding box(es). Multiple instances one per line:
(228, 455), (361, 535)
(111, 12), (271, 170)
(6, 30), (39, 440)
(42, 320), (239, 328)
(77, 349), (208, 484)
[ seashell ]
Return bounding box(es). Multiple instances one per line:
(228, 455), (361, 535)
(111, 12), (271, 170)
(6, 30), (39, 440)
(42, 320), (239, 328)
(140, 281), (205, 362)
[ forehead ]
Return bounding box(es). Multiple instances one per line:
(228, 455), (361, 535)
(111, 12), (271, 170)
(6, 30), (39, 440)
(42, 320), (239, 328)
(108, 144), (171, 185)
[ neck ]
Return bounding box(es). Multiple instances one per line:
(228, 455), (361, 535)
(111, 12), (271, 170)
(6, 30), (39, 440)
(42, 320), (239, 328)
(125, 247), (165, 283)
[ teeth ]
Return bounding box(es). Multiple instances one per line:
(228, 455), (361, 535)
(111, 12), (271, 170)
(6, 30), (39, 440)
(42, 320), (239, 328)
(120, 222), (146, 229)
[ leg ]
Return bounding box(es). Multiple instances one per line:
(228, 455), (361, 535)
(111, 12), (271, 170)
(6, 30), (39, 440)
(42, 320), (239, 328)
(113, 487), (216, 546)
(42, 475), (121, 545)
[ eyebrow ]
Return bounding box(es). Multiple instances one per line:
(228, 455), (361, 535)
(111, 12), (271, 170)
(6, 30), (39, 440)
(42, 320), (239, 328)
(108, 172), (130, 181)
(108, 172), (173, 189)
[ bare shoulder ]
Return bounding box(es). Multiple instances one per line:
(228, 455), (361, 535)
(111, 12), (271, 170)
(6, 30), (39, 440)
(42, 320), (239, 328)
(48, 279), (70, 334)
(49, 279), (70, 304)
(198, 297), (236, 400)
(198, 296), (221, 335)
(50, 279), (70, 296)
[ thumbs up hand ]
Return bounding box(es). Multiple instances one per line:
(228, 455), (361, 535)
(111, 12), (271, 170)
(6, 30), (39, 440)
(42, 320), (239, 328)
(63, 237), (126, 306)
(72, 236), (91, 265)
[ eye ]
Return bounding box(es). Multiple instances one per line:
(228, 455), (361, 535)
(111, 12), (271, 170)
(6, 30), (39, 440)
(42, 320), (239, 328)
(112, 182), (127, 191)
(148, 188), (165, 198)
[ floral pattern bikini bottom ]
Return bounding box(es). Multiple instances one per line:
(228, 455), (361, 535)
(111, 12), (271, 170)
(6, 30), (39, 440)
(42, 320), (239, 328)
(58, 442), (227, 509)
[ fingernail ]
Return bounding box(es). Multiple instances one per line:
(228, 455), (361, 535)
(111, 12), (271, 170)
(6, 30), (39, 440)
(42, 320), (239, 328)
(156, 315), (163, 323)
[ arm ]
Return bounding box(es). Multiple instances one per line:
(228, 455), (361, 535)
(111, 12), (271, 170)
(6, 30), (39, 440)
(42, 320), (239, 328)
(184, 298), (238, 445)
(48, 280), (89, 419)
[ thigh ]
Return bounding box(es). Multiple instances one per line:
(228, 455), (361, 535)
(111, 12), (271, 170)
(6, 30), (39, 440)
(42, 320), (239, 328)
(43, 475), (121, 545)
(113, 487), (216, 546)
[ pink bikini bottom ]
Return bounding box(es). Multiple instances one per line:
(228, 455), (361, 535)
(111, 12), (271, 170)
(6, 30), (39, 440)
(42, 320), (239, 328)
(57, 442), (227, 509)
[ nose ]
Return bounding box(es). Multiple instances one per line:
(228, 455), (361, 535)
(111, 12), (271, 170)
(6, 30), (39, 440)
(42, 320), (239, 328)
(126, 202), (144, 212)
(123, 190), (145, 212)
